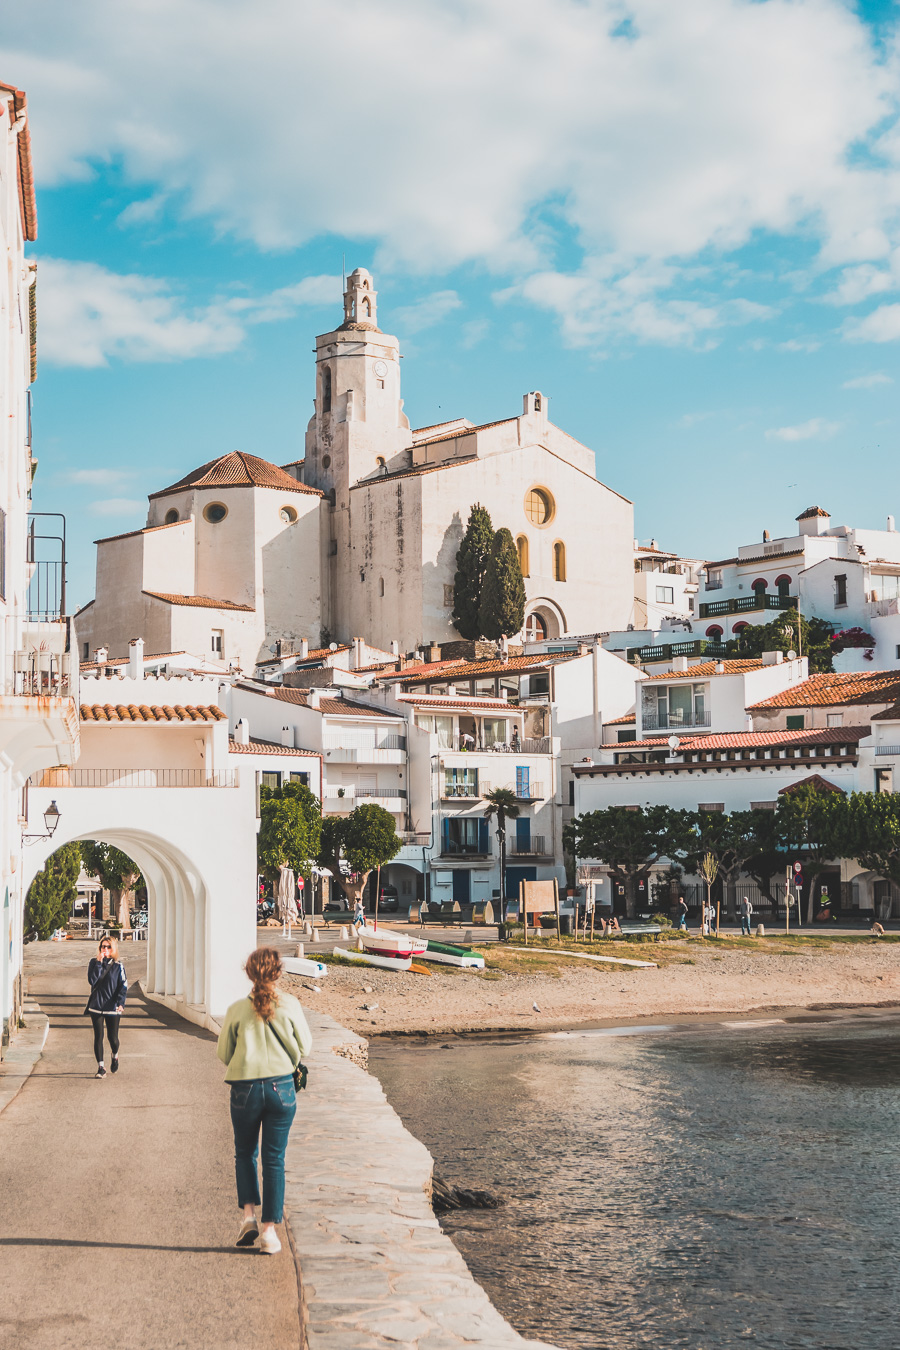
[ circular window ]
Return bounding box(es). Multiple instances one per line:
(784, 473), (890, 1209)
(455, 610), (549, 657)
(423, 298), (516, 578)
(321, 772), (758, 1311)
(525, 487), (554, 526)
(203, 502), (228, 524)
(164, 509), (179, 525)
(279, 505), (298, 523)
(322, 454), (331, 470)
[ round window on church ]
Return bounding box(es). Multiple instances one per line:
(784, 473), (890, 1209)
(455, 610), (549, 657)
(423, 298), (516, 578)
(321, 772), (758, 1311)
(280, 505), (298, 523)
(164, 509), (179, 525)
(322, 455), (331, 470)
(203, 502), (228, 524)
(525, 487), (554, 526)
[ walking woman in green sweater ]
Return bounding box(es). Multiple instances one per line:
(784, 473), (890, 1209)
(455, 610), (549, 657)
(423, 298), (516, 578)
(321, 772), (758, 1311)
(217, 947), (312, 1254)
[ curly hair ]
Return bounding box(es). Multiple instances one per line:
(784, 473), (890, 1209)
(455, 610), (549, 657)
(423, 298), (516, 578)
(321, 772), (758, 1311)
(245, 947), (282, 1021)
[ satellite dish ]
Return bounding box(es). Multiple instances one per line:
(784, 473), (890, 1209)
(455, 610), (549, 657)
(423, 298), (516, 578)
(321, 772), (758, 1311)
(329, 642), (338, 651)
(787, 649), (797, 661)
(667, 735), (680, 752)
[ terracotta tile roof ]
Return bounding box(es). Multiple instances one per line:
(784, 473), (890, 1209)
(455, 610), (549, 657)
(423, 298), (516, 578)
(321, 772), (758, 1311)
(797, 506), (830, 519)
(748, 671), (900, 709)
(94, 519), (183, 546)
(229, 737), (317, 757)
(279, 458), (305, 468)
(641, 659), (765, 681)
(0, 83), (36, 241)
(397, 652), (577, 685)
(703, 558), (739, 570)
(779, 773), (845, 794)
(352, 662), (400, 674)
(412, 419), (470, 437)
(397, 694), (517, 711)
(142, 591), (255, 612)
(350, 455), (478, 487)
(255, 686), (404, 719)
(74, 599), (95, 617)
(412, 417), (517, 447)
(79, 650), (202, 671)
(604, 711), (636, 724)
(377, 658), (467, 683)
(149, 451), (323, 500)
(600, 726), (870, 753)
(81, 703), (225, 723)
(256, 647), (350, 667)
(872, 703), (900, 721)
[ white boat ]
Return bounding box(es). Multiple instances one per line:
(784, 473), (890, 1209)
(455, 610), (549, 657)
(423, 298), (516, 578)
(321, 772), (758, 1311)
(333, 945), (412, 972)
(358, 925), (427, 960)
(281, 955), (328, 979)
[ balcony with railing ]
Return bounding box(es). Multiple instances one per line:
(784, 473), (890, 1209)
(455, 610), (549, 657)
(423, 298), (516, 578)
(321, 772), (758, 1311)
(641, 711), (712, 732)
(322, 731), (406, 763)
(626, 639), (728, 666)
(699, 593), (797, 619)
(324, 785), (407, 811)
(31, 767), (238, 789)
(440, 734), (551, 754)
(508, 834), (550, 857)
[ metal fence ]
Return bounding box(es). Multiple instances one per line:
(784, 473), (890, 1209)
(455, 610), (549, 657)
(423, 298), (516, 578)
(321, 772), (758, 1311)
(30, 768), (237, 788)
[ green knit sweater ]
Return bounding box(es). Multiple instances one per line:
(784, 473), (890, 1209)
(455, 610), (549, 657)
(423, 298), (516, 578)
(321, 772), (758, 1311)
(216, 991), (313, 1083)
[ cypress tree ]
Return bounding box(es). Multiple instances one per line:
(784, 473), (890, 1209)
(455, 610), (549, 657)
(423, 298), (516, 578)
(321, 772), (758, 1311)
(452, 503), (494, 639)
(479, 528), (526, 640)
(25, 841), (83, 939)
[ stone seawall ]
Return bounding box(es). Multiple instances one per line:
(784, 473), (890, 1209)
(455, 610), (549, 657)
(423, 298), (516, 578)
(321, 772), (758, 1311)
(285, 1011), (560, 1350)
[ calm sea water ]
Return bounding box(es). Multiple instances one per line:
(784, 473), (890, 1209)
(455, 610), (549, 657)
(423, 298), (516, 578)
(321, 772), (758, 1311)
(369, 1015), (900, 1350)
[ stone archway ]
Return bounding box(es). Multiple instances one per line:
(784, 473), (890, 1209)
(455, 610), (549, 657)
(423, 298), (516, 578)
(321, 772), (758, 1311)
(21, 785), (256, 1027)
(524, 599), (567, 642)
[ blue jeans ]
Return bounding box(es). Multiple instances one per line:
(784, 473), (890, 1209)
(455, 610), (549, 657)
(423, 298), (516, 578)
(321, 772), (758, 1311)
(230, 1075), (297, 1223)
(741, 915), (752, 935)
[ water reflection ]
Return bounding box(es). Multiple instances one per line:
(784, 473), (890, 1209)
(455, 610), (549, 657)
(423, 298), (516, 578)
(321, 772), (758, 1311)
(369, 1017), (900, 1350)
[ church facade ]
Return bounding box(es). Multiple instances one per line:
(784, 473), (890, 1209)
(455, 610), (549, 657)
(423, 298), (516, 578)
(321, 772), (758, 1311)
(76, 270), (635, 667)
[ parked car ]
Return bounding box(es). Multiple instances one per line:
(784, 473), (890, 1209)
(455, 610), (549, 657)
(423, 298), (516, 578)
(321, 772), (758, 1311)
(378, 885), (399, 913)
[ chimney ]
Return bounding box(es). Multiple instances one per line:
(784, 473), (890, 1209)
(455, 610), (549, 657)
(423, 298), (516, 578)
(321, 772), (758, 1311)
(672, 655), (689, 672)
(447, 685), (457, 697)
(300, 638), (309, 659)
(390, 639), (399, 656)
(714, 661), (725, 674)
(427, 642), (440, 663)
(281, 724), (293, 748)
(308, 688), (322, 709)
(351, 637), (363, 670)
(127, 637), (144, 680)
(235, 717), (250, 746)
(94, 646), (109, 665)
(889, 515), (896, 533)
(762, 650), (784, 665)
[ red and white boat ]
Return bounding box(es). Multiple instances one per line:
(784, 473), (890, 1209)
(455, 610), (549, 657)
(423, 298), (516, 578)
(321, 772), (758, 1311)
(358, 925), (427, 961)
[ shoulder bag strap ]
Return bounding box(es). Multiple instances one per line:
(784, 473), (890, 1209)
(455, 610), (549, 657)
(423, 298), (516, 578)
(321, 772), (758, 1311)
(265, 1015), (298, 1068)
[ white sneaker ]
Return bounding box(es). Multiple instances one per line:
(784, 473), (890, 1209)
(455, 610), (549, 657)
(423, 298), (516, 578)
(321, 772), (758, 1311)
(258, 1228), (281, 1255)
(235, 1216), (259, 1247)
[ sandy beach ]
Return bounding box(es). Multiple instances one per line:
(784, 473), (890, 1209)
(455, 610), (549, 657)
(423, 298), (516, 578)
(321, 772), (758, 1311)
(280, 933), (900, 1036)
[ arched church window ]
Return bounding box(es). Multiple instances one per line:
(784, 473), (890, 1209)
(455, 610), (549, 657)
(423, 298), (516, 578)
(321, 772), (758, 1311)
(362, 296), (371, 318)
(525, 487), (554, 526)
(516, 535), (530, 577)
(525, 612), (547, 641)
(376, 456), (386, 474)
(553, 540), (567, 582)
(164, 509), (179, 525)
(322, 365), (332, 413)
(203, 502), (228, 524)
(322, 455), (331, 470)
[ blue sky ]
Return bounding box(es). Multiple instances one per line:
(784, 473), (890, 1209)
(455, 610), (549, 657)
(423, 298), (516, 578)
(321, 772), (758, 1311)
(5, 0), (900, 606)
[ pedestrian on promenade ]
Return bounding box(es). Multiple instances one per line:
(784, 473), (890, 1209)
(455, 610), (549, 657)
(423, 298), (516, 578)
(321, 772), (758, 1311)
(85, 936), (127, 1079)
(352, 897), (365, 932)
(677, 897), (688, 931)
(217, 947), (312, 1255)
(740, 894), (754, 936)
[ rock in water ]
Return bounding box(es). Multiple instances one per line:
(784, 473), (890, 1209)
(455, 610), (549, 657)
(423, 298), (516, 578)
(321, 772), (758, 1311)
(432, 1177), (504, 1215)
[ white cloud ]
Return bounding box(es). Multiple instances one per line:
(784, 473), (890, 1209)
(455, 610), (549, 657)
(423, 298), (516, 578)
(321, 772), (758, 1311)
(37, 258), (341, 367)
(676, 411), (714, 429)
(765, 418), (841, 442)
(5, 0), (900, 347)
(64, 467), (133, 486)
(844, 304), (900, 344)
(777, 338), (821, 353)
(89, 497), (144, 516)
(392, 290), (462, 335)
(842, 372), (894, 389)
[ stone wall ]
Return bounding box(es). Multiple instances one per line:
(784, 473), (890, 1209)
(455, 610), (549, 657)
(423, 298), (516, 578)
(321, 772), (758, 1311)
(285, 1011), (559, 1350)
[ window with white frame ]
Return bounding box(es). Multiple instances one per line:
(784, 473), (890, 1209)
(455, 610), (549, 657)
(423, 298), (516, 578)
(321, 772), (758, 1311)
(827, 713), (843, 728)
(655, 585), (674, 604)
(211, 629), (224, 655)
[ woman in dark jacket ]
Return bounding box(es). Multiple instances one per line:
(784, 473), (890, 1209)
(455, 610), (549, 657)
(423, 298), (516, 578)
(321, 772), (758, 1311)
(86, 937), (128, 1078)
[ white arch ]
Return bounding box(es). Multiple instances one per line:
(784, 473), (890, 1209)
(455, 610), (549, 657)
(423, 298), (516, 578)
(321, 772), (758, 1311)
(524, 597), (568, 641)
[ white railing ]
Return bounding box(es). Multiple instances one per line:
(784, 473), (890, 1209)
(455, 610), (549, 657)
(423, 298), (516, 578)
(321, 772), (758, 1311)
(876, 746), (900, 756)
(322, 733), (406, 751)
(30, 767), (238, 788)
(5, 649), (73, 698)
(324, 785), (406, 800)
(441, 735), (551, 754)
(867, 597), (900, 618)
(508, 835), (549, 856)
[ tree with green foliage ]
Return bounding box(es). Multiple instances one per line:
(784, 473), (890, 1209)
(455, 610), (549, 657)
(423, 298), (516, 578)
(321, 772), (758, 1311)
(731, 611), (834, 673)
(840, 791), (900, 915)
(479, 527), (526, 641)
(775, 782), (845, 922)
(319, 803), (401, 909)
(81, 841), (143, 930)
(25, 841), (82, 939)
(483, 787), (520, 917)
(452, 504), (495, 639)
(675, 809), (770, 920)
(568, 805), (695, 918)
(258, 780), (322, 893)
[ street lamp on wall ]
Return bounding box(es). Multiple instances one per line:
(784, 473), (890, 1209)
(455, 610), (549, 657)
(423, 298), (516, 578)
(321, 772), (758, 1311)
(23, 800), (61, 845)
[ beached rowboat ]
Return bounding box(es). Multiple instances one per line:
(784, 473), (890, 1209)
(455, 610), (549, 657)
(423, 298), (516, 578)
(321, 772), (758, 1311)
(419, 940), (485, 970)
(281, 956), (328, 979)
(333, 945), (412, 972)
(358, 925), (427, 961)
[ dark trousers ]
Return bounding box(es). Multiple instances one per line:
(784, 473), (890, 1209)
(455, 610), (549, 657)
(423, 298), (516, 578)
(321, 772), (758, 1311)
(230, 1076), (297, 1223)
(90, 1012), (120, 1062)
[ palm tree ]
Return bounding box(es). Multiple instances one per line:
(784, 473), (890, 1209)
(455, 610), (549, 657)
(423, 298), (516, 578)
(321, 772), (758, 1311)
(483, 787), (520, 935)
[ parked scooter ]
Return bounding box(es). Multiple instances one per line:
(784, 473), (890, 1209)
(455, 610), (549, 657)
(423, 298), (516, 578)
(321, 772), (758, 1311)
(257, 897), (275, 924)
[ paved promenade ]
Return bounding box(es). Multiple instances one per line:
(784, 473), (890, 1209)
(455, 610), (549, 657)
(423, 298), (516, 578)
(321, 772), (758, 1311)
(0, 941), (302, 1350)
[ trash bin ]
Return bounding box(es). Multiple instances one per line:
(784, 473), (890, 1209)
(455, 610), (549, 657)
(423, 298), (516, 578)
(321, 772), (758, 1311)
(559, 913), (573, 937)
(756, 923), (765, 938)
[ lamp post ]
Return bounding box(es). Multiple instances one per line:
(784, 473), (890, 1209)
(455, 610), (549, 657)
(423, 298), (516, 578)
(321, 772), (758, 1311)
(23, 800), (61, 845)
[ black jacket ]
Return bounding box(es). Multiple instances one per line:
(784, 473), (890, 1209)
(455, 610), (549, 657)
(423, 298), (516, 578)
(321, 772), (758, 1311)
(85, 958), (128, 1014)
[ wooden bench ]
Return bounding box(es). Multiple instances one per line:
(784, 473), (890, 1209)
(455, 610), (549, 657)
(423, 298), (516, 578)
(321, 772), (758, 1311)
(616, 922), (662, 942)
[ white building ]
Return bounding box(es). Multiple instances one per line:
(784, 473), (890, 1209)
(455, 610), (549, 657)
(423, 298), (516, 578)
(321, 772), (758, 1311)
(76, 269), (636, 667)
(0, 80), (80, 1051)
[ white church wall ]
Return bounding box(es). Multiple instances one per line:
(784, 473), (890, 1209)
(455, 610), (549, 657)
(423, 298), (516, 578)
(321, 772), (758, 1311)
(194, 487), (258, 608)
(141, 519), (194, 594)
